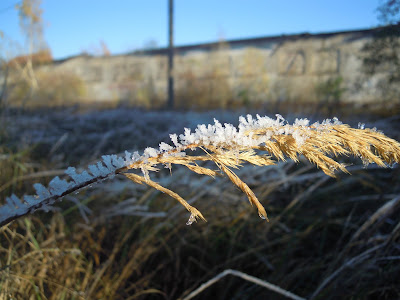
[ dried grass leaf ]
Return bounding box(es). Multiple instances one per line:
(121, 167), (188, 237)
(183, 164), (219, 177)
(218, 164), (268, 221)
(123, 173), (206, 222)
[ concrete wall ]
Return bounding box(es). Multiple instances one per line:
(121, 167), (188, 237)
(8, 28), (392, 106)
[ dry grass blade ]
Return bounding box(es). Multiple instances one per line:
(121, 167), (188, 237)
(124, 173), (206, 222)
(351, 195), (400, 241)
(218, 163), (268, 221)
(181, 269), (306, 300)
(0, 216), (89, 299)
(86, 226), (136, 297)
(310, 244), (385, 300)
(237, 150), (276, 166)
(182, 163), (219, 177)
(332, 125), (400, 166)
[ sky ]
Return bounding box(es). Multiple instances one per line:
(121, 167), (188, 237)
(0, 0), (382, 60)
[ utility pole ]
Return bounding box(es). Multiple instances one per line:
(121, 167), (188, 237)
(167, 0), (174, 109)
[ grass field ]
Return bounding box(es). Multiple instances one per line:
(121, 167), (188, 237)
(1, 107), (399, 299)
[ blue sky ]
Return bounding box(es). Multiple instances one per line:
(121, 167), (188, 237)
(0, 0), (381, 60)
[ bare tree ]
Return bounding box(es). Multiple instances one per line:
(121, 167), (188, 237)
(12, 0), (49, 105)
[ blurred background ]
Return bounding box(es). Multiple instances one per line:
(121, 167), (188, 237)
(0, 1), (400, 299)
(0, 0), (399, 113)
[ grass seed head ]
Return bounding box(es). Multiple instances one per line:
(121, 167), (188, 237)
(1, 114), (400, 226)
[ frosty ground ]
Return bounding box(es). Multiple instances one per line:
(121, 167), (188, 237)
(1, 107), (399, 299)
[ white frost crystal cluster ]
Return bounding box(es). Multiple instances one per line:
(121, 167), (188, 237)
(0, 114), (340, 225)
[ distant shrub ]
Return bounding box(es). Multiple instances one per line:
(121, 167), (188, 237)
(8, 70), (86, 107)
(134, 77), (164, 109)
(315, 76), (346, 115)
(176, 68), (231, 110)
(175, 53), (232, 110)
(234, 48), (269, 107)
(7, 49), (53, 68)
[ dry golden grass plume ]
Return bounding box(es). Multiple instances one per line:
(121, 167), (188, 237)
(1, 114), (400, 226)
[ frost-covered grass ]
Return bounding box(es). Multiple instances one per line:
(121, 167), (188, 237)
(1, 113), (400, 227)
(1, 108), (400, 299)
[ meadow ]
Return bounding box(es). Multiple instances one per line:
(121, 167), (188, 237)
(0, 106), (399, 299)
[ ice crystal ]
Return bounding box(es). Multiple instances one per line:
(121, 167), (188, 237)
(65, 167), (93, 184)
(159, 142), (173, 152)
(102, 155), (116, 172)
(111, 154), (125, 168)
(141, 166), (150, 181)
(96, 161), (110, 176)
(88, 164), (102, 177)
(144, 147), (159, 158)
(170, 134), (181, 147)
(186, 213), (197, 225)
(48, 176), (71, 196)
(6, 195), (22, 209)
(34, 183), (51, 199)
(124, 151), (133, 164)
(23, 195), (38, 206)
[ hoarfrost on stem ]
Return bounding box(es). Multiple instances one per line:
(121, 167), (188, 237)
(65, 167), (93, 185)
(186, 213), (197, 226)
(48, 176), (71, 196)
(34, 183), (51, 199)
(1, 114), (355, 227)
(144, 147), (159, 158)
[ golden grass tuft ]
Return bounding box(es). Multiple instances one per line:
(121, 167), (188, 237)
(116, 121), (400, 224)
